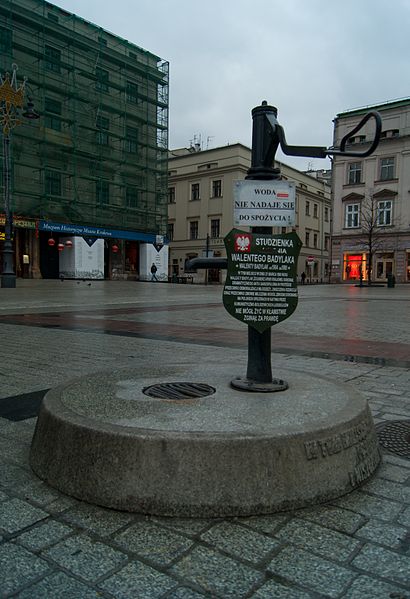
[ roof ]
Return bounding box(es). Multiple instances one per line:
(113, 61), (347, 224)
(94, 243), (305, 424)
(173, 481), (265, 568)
(336, 97), (410, 119)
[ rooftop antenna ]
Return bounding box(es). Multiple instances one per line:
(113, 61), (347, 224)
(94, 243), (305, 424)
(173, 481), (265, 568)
(206, 135), (214, 150)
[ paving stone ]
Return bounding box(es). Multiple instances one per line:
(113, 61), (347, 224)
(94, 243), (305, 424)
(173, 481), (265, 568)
(98, 561), (176, 599)
(251, 579), (314, 598)
(0, 498), (48, 534)
(15, 571), (101, 598)
(16, 520), (74, 551)
(0, 542), (50, 595)
(152, 516), (213, 537)
(378, 463), (410, 483)
(42, 533), (127, 583)
(0, 463), (37, 490)
(113, 520), (193, 567)
(352, 543), (410, 586)
(383, 455), (410, 469)
(355, 520), (410, 551)
(200, 521), (279, 565)
(397, 507), (410, 528)
(238, 513), (289, 535)
(299, 505), (364, 534)
(274, 517), (360, 562)
(0, 489), (8, 502)
(268, 546), (355, 598)
(43, 495), (80, 514)
(13, 480), (62, 507)
(363, 478), (410, 504)
(164, 587), (206, 598)
(171, 544), (262, 598)
(334, 491), (403, 521)
(61, 502), (134, 537)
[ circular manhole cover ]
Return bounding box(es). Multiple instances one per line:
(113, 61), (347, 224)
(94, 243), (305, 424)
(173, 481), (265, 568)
(142, 382), (216, 401)
(375, 420), (410, 458)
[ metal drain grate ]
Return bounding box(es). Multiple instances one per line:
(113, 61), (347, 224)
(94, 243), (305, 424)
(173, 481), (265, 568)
(142, 382), (216, 400)
(375, 420), (410, 458)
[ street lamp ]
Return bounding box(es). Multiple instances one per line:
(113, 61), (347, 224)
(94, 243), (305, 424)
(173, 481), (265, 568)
(0, 63), (39, 288)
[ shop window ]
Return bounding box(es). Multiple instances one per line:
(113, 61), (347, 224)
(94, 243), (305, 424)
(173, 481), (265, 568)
(345, 203), (360, 228)
(380, 157), (395, 180)
(377, 200), (392, 226)
(189, 220), (198, 239)
(44, 45), (61, 73)
(348, 162), (362, 184)
(344, 254), (365, 281)
(210, 219), (220, 238)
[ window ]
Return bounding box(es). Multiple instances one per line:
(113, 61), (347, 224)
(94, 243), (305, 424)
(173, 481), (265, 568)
(44, 97), (61, 131)
(191, 183), (200, 201)
(313, 233), (318, 248)
(45, 170), (61, 196)
(0, 27), (12, 53)
(45, 45), (61, 73)
(210, 219), (220, 238)
(313, 203), (318, 218)
(305, 201), (310, 216)
(96, 180), (109, 205)
(95, 67), (109, 92)
(325, 206), (329, 222)
(168, 187), (175, 204)
(96, 115), (109, 145)
(325, 235), (330, 251)
(212, 179), (222, 198)
(126, 81), (138, 104)
(380, 157), (395, 181)
(125, 127), (138, 153)
(167, 223), (174, 241)
(348, 162), (362, 184)
(189, 221), (198, 240)
(305, 231), (310, 246)
(377, 200), (392, 226)
(126, 186), (139, 208)
(345, 203), (360, 228)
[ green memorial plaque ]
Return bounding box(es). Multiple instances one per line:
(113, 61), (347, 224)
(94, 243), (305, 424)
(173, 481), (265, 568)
(223, 228), (302, 333)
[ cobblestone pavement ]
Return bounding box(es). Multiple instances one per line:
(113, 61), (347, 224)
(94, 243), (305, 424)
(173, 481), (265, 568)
(0, 281), (409, 598)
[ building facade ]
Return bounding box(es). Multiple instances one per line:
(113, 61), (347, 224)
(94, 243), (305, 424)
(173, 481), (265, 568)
(331, 98), (410, 284)
(168, 144), (331, 284)
(0, 0), (168, 280)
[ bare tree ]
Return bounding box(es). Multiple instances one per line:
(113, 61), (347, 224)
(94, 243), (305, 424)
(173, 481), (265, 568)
(356, 192), (389, 286)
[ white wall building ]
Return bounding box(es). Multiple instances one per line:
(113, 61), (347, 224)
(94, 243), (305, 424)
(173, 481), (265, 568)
(331, 98), (410, 283)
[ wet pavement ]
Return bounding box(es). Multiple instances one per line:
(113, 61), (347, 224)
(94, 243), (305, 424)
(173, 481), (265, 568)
(0, 280), (409, 598)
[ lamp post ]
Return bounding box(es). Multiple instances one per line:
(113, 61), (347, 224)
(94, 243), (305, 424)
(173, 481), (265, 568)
(0, 63), (39, 288)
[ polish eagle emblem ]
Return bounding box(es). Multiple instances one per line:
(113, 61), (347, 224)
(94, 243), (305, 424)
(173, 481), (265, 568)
(234, 234), (251, 252)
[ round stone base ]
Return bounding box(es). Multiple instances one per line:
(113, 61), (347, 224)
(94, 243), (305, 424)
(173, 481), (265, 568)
(29, 364), (381, 517)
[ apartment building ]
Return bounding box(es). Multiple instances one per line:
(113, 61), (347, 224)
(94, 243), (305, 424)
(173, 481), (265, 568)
(331, 98), (410, 283)
(168, 144), (331, 284)
(0, 0), (168, 279)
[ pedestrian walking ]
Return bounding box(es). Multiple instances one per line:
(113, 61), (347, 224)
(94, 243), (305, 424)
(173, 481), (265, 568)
(301, 271), (306, 285)
(150, 263), (158, 281)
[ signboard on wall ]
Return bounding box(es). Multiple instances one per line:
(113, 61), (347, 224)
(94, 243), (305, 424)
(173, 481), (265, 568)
(59, 237), (104, 279)
(233, 180), (296, 227)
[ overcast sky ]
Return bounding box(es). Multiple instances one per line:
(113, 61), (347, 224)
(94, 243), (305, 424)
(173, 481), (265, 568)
(53, 0), (410, 170)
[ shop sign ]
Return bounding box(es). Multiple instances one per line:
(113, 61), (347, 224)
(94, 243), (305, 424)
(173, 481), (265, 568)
(39, 220), (162, 244)
(222, 228), (302, 333)
(0, 215), (36, 229)
(233, 180), (296, 227)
